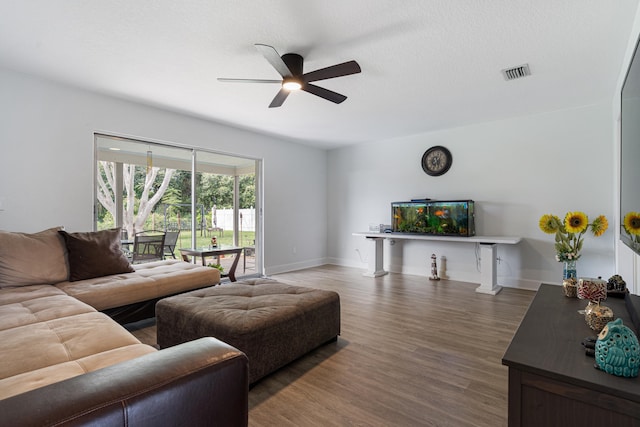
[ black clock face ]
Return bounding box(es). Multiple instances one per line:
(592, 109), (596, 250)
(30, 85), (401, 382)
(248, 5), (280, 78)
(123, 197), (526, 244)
(421, 146), (452, 176)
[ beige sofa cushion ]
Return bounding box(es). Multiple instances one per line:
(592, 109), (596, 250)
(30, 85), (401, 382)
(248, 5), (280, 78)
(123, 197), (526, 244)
(56, 259), (220, 311)
(0, 344), (156, 400)
(0, 284), (67, 305)
(0, 227), (68, 288)
(0, 289), (96, 331)
(0, 311), (156, 398)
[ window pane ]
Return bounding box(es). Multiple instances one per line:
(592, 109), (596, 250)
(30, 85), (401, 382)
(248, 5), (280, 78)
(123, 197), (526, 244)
(195, 151), (258, 277)
(95, 135), (191, 238)
(95, 134), (261, 278)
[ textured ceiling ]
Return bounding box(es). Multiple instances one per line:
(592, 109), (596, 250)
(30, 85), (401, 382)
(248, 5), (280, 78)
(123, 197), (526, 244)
(0, 1), (638, 149)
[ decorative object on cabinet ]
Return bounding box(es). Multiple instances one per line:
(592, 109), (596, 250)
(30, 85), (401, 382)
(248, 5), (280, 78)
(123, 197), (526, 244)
(595, 318), (640, 378)
(585, 303), (614, 333)
(563, 259), (577, 280)
(578, 277), (611, 331)
(607, 274), (628, 297)
(562, 277), (578, 298)
(578, 277), (608, 303)
(582, 335), (597, 357)
(538, 211), (608, 280)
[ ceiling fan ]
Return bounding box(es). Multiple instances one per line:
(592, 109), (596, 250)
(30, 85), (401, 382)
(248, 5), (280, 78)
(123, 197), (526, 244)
(218, 44), (361, 108)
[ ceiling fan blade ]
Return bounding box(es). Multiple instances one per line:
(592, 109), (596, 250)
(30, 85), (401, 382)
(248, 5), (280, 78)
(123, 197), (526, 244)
(254, 44), (293, 78)
(269, 88), (290, 108)
(217, 78), (282, 84)
(302, 83), (347, 104)
(303, 60), (361, 83)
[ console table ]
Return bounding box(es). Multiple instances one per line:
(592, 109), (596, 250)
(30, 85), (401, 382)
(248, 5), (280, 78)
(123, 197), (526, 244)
(352, 232), (521, 295)
(502, 284), (640, 426)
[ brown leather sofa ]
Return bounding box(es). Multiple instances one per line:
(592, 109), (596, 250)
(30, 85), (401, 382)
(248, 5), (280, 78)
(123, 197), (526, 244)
(0, 227), (248, 426)
(0, 337), (249, 426)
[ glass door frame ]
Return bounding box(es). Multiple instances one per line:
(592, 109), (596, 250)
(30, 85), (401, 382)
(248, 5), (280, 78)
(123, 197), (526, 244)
(94, 132), (263, 277)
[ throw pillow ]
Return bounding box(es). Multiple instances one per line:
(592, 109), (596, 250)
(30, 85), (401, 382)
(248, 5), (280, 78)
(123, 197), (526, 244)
(59, 228), (134, 282)
(0, 227), (69, 288)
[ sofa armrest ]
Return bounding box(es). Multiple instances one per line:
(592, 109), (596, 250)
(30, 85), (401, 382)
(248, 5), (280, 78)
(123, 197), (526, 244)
(0, 337), (248, 427)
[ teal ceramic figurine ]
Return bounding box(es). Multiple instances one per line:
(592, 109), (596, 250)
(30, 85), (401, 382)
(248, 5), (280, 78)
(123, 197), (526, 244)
(595, 318), (640, 378)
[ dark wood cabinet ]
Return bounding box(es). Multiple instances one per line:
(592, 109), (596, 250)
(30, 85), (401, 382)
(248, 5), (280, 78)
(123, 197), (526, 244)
(502, 284), (640, 426)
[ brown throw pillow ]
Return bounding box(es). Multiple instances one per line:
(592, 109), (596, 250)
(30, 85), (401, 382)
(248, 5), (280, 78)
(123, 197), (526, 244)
(59, 228), (134, 281)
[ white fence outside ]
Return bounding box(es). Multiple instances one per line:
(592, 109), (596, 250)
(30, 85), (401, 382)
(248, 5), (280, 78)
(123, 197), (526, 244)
(212, 208), (255, 232)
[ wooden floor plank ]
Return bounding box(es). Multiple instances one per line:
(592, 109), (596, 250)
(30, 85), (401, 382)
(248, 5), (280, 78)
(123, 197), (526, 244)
(129, 265), (534, 426)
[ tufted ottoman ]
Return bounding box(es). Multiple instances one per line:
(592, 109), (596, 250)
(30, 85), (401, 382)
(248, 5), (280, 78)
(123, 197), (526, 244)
(156, 278), (340, 384)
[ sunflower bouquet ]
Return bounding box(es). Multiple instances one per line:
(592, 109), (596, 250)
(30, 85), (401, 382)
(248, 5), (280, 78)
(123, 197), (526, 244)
(539, 211), (608, 262)
(623, 212), (640, 246)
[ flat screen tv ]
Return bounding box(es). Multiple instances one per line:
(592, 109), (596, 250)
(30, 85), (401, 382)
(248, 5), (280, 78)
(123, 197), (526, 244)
(621, 33), (640, 255)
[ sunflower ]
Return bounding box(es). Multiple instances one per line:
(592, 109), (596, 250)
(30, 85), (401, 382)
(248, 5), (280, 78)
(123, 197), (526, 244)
(624, 212), (640, 236)
(590, 215), (608, 237)
(564, 211), (588, 234)
(540, 210), (607, 263)
(539, 214), (560, 234)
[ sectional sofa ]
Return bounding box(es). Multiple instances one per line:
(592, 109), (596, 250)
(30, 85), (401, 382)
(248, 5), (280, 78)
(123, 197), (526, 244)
(0, 227), (248, 426)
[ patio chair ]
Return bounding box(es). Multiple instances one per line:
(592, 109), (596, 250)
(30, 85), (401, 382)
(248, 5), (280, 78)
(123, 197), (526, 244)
(120, 229), (133, 260)
(163, 230), (180, 259)
(131, 230), (166, 264)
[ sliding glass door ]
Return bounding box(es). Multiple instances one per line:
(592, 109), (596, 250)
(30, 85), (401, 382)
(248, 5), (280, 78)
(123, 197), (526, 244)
(94, 133), (261, 278)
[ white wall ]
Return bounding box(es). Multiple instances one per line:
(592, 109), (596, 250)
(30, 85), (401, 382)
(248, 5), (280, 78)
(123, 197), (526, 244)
(3, 33), (638, 289)
(0, 68), (328, 275)
(327, 103), (616, 290)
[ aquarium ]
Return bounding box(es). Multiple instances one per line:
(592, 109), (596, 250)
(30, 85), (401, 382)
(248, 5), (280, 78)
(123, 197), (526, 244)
(391, 200), (475, 236)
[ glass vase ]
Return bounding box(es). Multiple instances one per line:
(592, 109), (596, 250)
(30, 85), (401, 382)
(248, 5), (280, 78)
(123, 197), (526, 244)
(563, 259), (577, 280)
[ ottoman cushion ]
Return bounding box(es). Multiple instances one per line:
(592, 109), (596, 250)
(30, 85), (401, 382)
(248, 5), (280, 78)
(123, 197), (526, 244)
(156, 278), (340, 383)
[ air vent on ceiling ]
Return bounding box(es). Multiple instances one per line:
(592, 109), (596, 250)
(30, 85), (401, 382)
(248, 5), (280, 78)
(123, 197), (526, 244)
(502, 64), (531, 81)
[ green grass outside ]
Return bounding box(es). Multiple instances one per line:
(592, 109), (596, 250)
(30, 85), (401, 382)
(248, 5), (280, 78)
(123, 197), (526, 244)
(98, 217), (254, 249)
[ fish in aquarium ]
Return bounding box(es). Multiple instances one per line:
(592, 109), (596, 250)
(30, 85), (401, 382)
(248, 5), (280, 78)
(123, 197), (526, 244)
(391, 200), (475, 236)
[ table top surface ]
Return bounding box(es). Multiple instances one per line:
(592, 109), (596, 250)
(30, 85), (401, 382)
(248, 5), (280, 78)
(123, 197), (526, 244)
(179, 245), (243, 255)
(353, 231), (521, 244)
(502, 283), (640, 402)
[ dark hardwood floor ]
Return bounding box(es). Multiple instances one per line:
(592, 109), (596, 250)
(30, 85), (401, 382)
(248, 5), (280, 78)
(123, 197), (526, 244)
(128, 265), (535, 427)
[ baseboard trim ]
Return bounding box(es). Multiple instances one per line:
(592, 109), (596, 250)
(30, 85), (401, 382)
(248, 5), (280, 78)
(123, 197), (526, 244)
(265, 258), (328, 275)
(324, 258), (541, 291)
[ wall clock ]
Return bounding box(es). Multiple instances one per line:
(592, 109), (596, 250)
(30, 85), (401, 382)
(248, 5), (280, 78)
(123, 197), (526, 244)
(421, 146), (452, 176)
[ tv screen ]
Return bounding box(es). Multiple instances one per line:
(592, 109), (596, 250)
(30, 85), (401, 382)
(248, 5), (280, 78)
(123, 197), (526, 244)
(621, 34), (640, 255)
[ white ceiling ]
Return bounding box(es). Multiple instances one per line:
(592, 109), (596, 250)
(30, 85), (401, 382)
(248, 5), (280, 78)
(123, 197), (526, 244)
(0, 1), (638, 149)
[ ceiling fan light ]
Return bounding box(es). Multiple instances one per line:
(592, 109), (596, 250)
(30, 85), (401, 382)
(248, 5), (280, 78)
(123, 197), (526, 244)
(282, 80), (302, 91)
